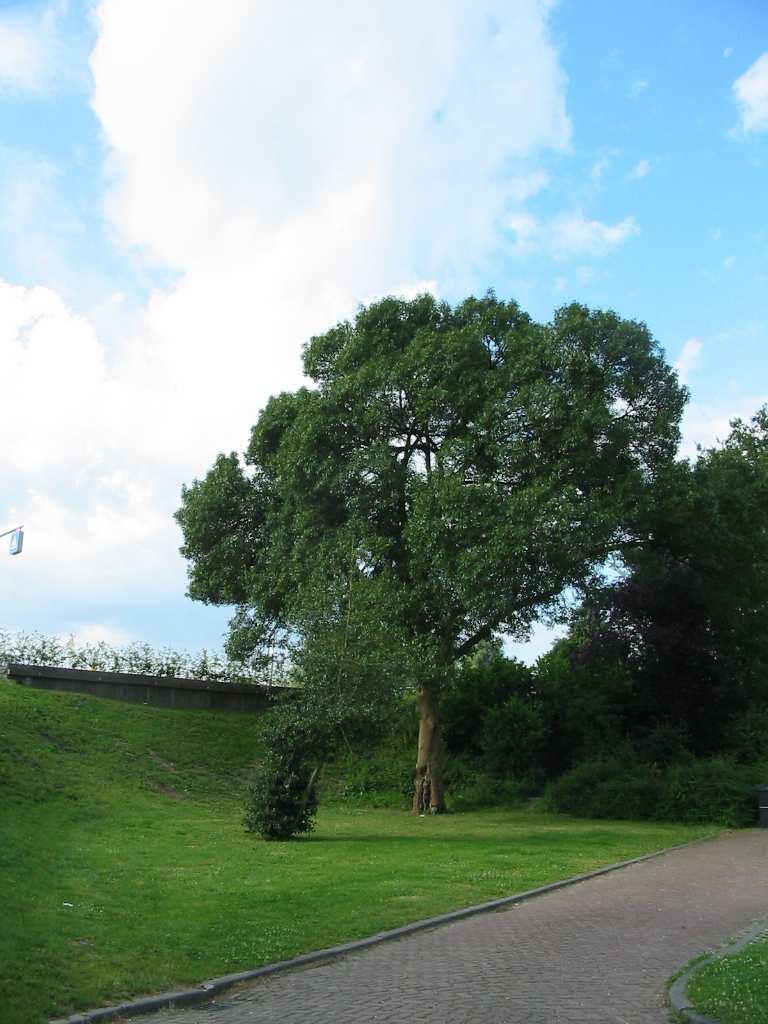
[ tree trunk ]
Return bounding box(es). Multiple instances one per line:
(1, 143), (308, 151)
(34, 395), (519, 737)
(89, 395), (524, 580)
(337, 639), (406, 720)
(411, 686), (446, 814)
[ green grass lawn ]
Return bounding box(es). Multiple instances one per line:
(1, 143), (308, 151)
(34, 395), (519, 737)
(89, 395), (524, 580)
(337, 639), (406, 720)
(0, 680), (717, 1024)
(686, 932), (768, 1024)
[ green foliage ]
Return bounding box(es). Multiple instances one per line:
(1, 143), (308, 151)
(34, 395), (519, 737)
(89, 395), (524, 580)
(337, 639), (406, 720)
(479, 697), (547, 783)
(634, 722), (693, 766)
(534, 639), (632, 776)
(324, 746), (415, 807)
(546, 754), (761, 826)
(545, 754), (660, 820)
(441, 647), (535, 757)
(243, 618), (411, 837)
(243, 727), (319, 840)
(574, 407), (768, 756)
(722, 705), (768, 763)
(442, 758), (526, 811)
(177, 292), (685, 804)
(654, 758), (761, 826)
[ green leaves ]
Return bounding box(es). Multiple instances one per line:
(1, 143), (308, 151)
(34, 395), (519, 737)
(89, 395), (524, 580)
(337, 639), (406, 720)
(574, 407), (768, 756)
(177, 291), (686, 678)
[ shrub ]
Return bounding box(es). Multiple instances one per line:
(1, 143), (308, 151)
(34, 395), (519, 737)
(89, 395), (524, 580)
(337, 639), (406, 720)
(442, 757), (525, 811)
(535, 640), (632, 776)
(654, 757), (760, 826)
(243, 752), (318, 840)
(635, 721), (692, 766)
(546, 753), (762, 826)
(545, 754), (660, 820)
(326, 746), (414, 807)
(441, 649), (535, 758)
(479, 696), (547, 785)
(243, 715), (322, 840)
(722, 705), (768, 763)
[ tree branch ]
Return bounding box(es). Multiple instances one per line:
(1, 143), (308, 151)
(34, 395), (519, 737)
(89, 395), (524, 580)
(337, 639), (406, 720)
(454, 625), (493, 659)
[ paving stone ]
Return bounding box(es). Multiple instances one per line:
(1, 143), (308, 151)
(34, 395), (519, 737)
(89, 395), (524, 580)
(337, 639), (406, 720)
(123, 830), (768, 1024)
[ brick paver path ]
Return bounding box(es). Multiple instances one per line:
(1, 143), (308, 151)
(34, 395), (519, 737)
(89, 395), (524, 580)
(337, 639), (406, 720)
(126, 830), (768, 1024)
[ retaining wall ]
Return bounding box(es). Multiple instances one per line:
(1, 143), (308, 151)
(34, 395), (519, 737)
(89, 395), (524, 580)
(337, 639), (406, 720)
(4, 663), (284, 712)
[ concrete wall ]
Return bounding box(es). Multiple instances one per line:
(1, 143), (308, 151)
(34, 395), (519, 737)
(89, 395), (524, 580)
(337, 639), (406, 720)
(4, 663), (285, 713)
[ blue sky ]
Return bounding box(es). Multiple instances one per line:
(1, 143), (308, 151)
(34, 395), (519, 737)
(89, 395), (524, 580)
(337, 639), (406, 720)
(0, 0), (766, 662)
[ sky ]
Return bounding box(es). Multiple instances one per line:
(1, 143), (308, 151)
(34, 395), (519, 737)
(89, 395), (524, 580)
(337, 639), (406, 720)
(0, 0), (766, 664)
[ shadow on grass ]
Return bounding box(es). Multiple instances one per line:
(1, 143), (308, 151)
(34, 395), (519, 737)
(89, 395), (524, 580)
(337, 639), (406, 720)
(298, 828), (665, 847)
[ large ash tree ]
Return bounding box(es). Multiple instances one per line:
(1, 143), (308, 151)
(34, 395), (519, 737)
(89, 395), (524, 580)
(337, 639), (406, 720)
(176, 293), (686, 814)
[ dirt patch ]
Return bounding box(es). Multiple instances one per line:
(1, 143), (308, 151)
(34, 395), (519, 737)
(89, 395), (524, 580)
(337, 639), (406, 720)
(147, 749), (178, 772)
(146, 779), (188, 801)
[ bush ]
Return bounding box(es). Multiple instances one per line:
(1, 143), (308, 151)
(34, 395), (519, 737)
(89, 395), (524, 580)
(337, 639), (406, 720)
(546, 753), (762, 827)
(325, 745), (414, 807)
(723, 705), (768, 763)
(479, 696), (547, 785)
(545, 754), (660, 820)
(442, 757), (525, 811)
(654, 757), (760, 826)
(635, 721), (692, 766)
(441, 649), (535, 758)
(243, 702), (329, 840)
(244, 735), (320, 840)
(535, 640), (633, 776)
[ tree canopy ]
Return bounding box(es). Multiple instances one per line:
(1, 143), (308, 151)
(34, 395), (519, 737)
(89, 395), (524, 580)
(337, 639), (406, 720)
(176, 292), (686, 816)
(575, 406), (768, 755)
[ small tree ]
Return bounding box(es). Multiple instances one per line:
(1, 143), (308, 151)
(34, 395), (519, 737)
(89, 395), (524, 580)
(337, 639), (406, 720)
(177, 293), (685, 813)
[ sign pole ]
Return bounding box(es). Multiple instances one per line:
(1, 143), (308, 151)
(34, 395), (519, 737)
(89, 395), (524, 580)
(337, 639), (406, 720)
(1, 526), (24, 555)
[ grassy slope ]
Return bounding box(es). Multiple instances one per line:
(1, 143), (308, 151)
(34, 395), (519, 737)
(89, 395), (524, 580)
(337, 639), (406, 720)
(0, 680), (717, 1023)
(687, 933), (768, 1024)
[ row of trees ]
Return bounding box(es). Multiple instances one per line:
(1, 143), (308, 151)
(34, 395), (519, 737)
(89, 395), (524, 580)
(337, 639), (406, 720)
(176, 292), (766, 836)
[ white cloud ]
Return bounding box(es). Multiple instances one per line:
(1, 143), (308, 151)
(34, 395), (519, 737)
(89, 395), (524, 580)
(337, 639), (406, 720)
(627, 158), (652, 180)
(91, 0), (570, 275)
(733, 52), (768, 134)
(549, 213), (639, 256)
(507, 210), (541, 253)
(387, 280), (439, 302)
(58, 623), (137, 647)
(0, 281), (108, 476)
(507, 211), (639, 258)
(0, 1), (573, 629)
(674, 337), (703, 385)
(506, 170), (550, 202)
(0, 18), (49, 92)
(0, 3), (67, 94)
(679, 393), (768, 460)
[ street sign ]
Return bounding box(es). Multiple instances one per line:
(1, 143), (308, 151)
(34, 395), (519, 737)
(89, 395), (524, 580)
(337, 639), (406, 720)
(9, 528), (23, 555)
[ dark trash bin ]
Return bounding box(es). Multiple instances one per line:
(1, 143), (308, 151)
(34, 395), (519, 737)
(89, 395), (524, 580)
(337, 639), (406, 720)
(758, 786), (768, 827)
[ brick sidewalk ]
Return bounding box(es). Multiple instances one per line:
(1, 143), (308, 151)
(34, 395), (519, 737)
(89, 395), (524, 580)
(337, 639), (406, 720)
(124, 830), (768, 1024)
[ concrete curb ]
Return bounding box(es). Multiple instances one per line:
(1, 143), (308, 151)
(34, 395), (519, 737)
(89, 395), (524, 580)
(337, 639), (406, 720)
(668, 917), (768, 1024)
(50, 832), (720, 1024)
